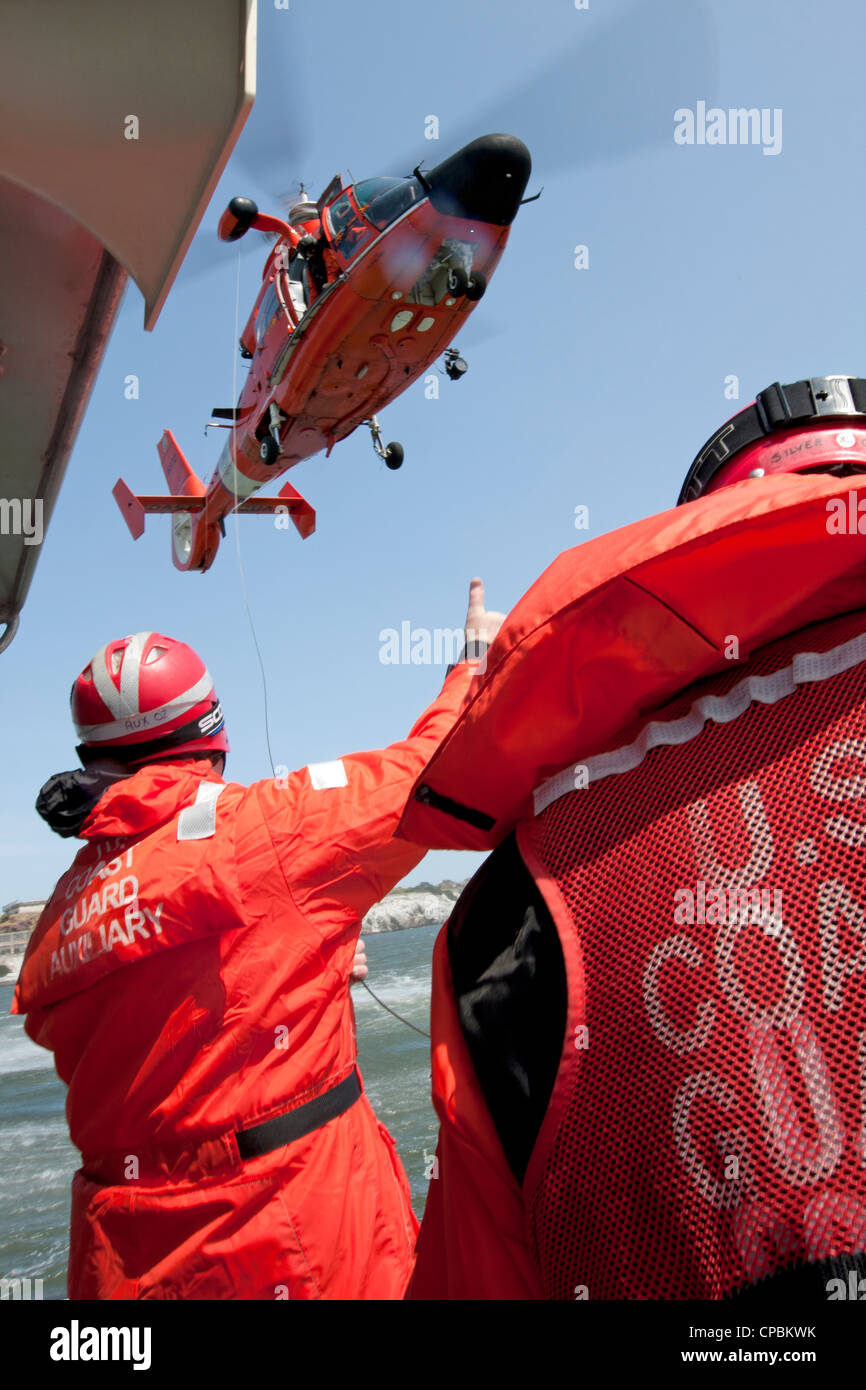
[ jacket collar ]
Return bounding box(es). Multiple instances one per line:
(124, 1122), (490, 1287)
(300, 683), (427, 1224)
(37, 759), (221, 840)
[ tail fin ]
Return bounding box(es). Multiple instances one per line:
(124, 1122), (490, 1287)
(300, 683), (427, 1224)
(157, 430), (205, 498)
(114, 431), (211, 571)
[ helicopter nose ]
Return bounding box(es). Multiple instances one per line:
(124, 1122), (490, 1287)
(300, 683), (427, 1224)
(424, 134), (531, 226)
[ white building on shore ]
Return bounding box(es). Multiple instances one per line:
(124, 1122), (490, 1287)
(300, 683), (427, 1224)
(0, 902), (45, 985)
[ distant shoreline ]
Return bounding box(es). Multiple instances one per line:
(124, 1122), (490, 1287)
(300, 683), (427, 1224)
(362, 880), (465, 935)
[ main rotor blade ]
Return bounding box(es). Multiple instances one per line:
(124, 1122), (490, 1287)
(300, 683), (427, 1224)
(230, 2), (310, 188)
(176, 5), (312, 284)
(384, 0), (718, 180)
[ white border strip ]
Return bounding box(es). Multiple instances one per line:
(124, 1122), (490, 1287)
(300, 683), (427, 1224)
(532, 629), (866, 817)
(177, 780), (226, 841)
(77, 669), (215, 742)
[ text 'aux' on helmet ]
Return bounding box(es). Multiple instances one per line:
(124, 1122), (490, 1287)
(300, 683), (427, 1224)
(71, 632), (228, 766)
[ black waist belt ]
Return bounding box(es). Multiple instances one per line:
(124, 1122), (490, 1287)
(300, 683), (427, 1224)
(236, 1070), (362, 1160)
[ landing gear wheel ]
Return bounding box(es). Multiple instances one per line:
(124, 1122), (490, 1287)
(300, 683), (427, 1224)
(259, 436), (280, 466)
(447, 265), (469, 296)
(384, 443), (404, 470)
(465, 270), (487, 301)
(365, 414), (403, 468)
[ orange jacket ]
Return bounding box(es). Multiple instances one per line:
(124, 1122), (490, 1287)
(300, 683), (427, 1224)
(13, 661), (476, 1300)
(400, 474), (866, 1299)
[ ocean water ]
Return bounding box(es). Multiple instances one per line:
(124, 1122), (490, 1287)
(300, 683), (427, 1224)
(0, 922), (441, 1299)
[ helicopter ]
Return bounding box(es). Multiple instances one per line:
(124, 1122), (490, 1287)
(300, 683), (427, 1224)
(114, 133), (532, 572)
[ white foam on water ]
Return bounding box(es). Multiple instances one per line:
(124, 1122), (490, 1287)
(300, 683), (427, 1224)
(354, 971), (431, 1013)
(0, 1175), (74, 1215)
(0, 1230), (69, 1283)
(0, 1017), (54, 1076)
(0, 1117), (69, 1147)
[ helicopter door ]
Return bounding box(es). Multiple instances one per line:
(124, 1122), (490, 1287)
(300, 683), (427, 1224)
(285, 251), (312, 322)
(287, 276), (307, 322)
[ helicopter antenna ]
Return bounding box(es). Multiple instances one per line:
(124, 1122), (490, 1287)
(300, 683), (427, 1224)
(520, 186), (544, 205)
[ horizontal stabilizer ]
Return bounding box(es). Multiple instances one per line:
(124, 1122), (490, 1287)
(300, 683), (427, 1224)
(113, 480), (206, 538)
(235, 480), (316, 539)
(129, 493), (207, 513)
(112, 478), (147, 539)
(113, 479), (315, 542)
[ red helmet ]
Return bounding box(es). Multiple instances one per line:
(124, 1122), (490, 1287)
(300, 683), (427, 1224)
(71, 632), (228, 766)
(678, 375), (866, 504)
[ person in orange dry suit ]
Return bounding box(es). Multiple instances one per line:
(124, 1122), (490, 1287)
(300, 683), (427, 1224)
(400, 377), (866, 1301)
(12, 578), (503, 1300)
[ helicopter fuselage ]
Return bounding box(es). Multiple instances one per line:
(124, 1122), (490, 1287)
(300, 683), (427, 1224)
(114, 135), (532, 571)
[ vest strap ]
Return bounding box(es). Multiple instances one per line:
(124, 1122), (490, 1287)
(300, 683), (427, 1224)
(414, 781), (496, 831)
(679, 375), (866, 502)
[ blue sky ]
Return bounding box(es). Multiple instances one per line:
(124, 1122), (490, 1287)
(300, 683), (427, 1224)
(3, 0), (866, 904)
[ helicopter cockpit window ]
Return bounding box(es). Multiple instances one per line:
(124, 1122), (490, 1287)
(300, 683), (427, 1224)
(327, 195), (356, 241)
(354, 176), (423, 230)
(325, 192), (376, 262)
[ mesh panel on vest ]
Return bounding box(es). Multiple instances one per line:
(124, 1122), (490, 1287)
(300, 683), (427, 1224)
(522, 608), (866, 1300)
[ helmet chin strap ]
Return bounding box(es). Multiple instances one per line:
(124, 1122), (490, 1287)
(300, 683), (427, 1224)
(679, 376), (866, 504)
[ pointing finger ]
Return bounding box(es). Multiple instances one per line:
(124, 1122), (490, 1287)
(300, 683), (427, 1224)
(467, 577), (485, 619)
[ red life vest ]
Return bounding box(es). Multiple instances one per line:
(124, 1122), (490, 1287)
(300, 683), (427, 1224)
(13, 663), (475, 1300)
(400, 474), (866, 1299)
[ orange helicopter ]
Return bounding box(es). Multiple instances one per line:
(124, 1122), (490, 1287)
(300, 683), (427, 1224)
(114, 134), (532, 572)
